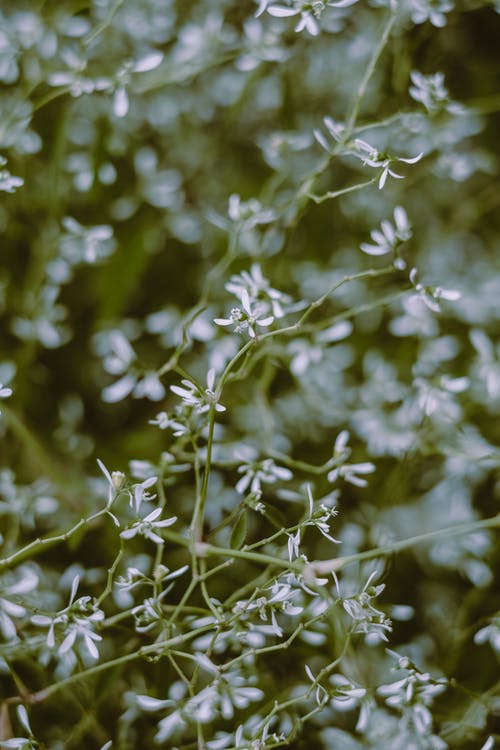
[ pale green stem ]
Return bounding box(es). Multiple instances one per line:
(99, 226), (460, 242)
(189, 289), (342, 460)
(191, 406), (217, 544)
(345, 8), (399, 134)
(309, 178), (376, 204)
(84, 0), (125, 46)
(0, 507), (111, 573)
(304, 514), (500, 578)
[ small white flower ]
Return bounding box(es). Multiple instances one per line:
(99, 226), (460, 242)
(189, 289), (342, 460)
(0, 157), (24, 194)
(31, 575), (104, 662)
(410, 0), (453, 27)
(328, 461), (375, 487)
(266, 5), (320, 36)
(132, 475), (158, 514)
(215, 289), (274, 338)
(235, 455), (292, 494)
(121, 507), (177, 545)
(354, 139), (424, 189)
(360, 206), (411, 264)
(409, 267), (461, 312)
(148, 411), (187, 435)
(171, 369), (226, 413)
(409, 71), (452, 112)
(474, 615), (500, 653)
(225, 264), (290, 319)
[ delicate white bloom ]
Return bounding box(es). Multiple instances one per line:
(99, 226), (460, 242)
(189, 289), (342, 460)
(215, 289), (274, 338)
(60, 216), (115, 264)
(0, 157), (24, 193)
(474, 615), (500, 653)
(354, 139), (424, 189)
(409, 71), (453, 112)
(263, 0), (357, 35)
(97, 458), (125, 506)
(287, 530), (301, 561)
(226, 193), (276, 226)
(314, 116), (346, 152)
(328, 461), (375, 487)
(225, 263), (290, 319)
(0, 567), (38, 640)
(31, 575), (104, 662)
(235, 455), (292, 494)
(266, 5), (320, 36)
(121, 506), (177, 545)
(479, 738), (495, 750)
(409, 267), (461, 313)
(171, 369), (226, 413)
(360, 206), (411, 264)
(148, 410), (188, 435)
(0, 705), (36, 748)
(341, 571), (392, 642)
(133, 51), (164, 73)
(410, 0), (453, 27)
(132, 475), (158, 514)
(303, 485), (340, 543)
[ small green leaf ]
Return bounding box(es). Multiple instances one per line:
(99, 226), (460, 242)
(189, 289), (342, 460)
(230, 511), (247, 550)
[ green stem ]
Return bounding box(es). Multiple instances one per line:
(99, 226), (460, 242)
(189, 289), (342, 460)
(261, 265), (396, 341)
(200, 543), (297, 571)
(0, 507), (110, 573)
(191, 407), (216, 544)
(304, 514), (500, 578)
(309, 178), (376, 204)
(345, 8), (398, 135)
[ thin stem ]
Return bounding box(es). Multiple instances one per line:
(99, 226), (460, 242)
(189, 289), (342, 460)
(309, 178), (376, 204)
(345, 8), (398, 135)
(84, 0), (125, 46)
(0, 507), (111, 573)
(304, 513), (500, 577)
(191, 407), (216, 544)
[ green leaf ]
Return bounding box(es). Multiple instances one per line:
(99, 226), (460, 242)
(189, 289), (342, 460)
(230, 511), (247, 550)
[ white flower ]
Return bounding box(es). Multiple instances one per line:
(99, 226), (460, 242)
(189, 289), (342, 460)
(121, 507), (177, 545)
(0, 705), (36, 748)
(131, 475), (158, 514)
(314, 116), (346, 152)
(474, 615), (500, 653)
(410, 0), (453, 27)
(0, 158), (24, 193)
(171, 369), (226, 413)
(409, 71), (451, 112)
(225, 263), (290, 319)
(343, 571), (392, 641)
(409, 267), (461, 312)
(148, 411), (187, 435)
(328, 461), (375, 487)
(360, 206), (411, 265)
(235, 455), (292, 494)
(31, 574), (104, 661)
(354, 139), (424, 189)
(0, 567), (38, 640)
(215, 289), (274, 338)
(266, 5), (320, 36)
(226, 193), (275, 227)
